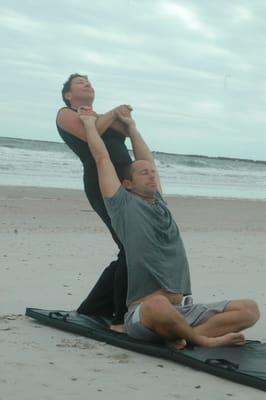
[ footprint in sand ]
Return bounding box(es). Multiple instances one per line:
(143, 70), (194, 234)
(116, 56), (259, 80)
(107, 353), (130, 363)
(56, 338), (96, 350)
(0, 314), (23, 321)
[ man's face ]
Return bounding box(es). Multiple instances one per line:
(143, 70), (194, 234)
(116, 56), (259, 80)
(124, 160), (158, 198)
(66, 76), (95, 104)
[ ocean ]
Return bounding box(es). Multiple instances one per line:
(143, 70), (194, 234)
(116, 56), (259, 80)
(0, 137), (265, 200)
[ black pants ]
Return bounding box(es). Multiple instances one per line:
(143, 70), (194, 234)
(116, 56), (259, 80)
(77, 163), (129, 324)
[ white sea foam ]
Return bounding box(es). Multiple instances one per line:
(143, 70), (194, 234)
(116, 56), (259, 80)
(0, 137), (266, 200)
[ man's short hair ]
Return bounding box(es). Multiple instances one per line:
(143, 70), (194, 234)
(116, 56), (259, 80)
(61, 73), (88, 107)
(119, 162), (135, 182)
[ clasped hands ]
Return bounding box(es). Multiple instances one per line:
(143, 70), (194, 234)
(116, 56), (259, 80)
(78, 104), (135, 132)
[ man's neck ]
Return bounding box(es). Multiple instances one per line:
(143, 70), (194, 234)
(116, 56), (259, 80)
(131, 190), (156, 204)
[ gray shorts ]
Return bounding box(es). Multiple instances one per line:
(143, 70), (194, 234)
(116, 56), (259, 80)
(124, 300), (229, 343)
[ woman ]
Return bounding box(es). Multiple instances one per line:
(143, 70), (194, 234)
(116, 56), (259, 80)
(56, 73), (132, 330)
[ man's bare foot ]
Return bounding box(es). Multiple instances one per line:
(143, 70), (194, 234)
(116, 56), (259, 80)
(110, 324), (125, 333)
(200, 332), (245, 348)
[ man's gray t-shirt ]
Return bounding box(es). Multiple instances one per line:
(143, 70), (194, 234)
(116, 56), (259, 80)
(104, 187), (191, 306)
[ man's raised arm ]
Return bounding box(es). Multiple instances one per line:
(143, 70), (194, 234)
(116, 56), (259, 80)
(78, 106), (121, 198)
(116, 112), (163, 195)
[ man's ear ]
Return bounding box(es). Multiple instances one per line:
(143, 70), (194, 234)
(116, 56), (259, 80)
(122, 179), (132, 191)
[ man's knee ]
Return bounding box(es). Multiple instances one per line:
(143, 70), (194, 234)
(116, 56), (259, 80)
(140, 295), (171, 328)
(227, 299), (260, 325)
(244, 299), (260, 324)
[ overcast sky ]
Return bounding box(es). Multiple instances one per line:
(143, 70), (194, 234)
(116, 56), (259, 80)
(1, 0), (265, 160)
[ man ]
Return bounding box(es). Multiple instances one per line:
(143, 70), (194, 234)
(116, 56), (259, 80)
(77, 105), (260, 348)
(57, 73), (132, 330)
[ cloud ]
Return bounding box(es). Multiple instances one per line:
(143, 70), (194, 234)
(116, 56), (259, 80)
(232, 5), (255, 24)
(0, 0), (265, 160)
(160, 1), (216, 38)
(72, 24), (143, 45)
(0, 9), (42, 32)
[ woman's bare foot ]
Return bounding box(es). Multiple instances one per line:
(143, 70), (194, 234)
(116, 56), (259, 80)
(200, 332), (245, 348)
(110, 324), (125, 333)
(167, 339), (187, 350)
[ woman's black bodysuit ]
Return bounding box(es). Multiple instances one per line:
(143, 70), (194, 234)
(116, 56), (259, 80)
(56, 107), (132, 323)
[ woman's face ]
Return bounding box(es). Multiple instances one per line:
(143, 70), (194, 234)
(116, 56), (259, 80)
(67, 76), (95, 104)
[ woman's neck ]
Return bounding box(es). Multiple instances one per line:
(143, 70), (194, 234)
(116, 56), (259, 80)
(70, 100), (94, 110)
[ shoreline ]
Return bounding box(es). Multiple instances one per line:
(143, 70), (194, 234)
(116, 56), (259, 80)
(1, 184), (265, 203)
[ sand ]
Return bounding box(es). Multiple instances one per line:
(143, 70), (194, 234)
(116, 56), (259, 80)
(1, 185), (266, 400)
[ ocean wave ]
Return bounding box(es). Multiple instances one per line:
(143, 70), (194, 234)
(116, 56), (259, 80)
(1, 137), (266, 199)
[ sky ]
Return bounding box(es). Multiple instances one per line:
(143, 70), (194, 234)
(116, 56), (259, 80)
(0, 0), (265, 160)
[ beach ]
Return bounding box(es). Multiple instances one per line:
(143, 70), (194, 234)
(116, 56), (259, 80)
(1, 185), (266, 400)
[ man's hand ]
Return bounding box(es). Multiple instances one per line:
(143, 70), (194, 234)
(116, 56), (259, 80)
(109, 105), (134, 137)
(114, 110), (136, 135)
(112, 104), (133, 119)
(78, 106), (97, 126)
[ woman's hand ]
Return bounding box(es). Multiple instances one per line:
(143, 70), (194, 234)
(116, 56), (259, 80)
(109, 104), (134, 137)
(112, 104), (133, 119)
(115, 110), (136, 129)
